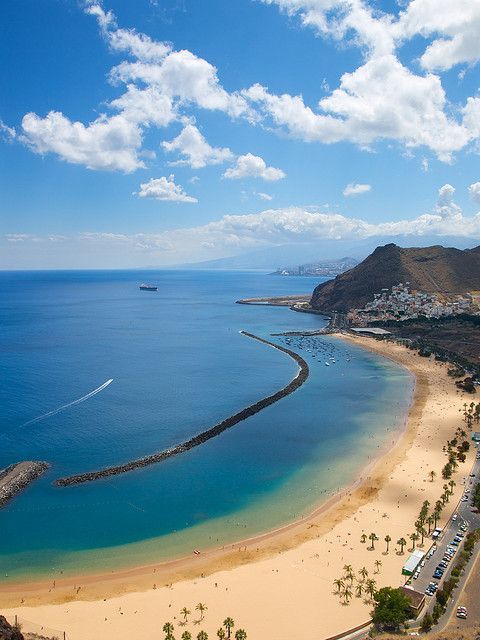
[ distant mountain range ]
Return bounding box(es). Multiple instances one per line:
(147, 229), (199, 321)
(310, 243), (480, 312)
(172, 236), (477, 271)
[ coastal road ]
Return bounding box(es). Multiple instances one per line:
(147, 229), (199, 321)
(443, 546), (480, 631)
(411, 450), (480, 620)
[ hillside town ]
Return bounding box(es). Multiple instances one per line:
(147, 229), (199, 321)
(347, 283), (480, 326)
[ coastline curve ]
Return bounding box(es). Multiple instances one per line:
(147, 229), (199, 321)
(55, 331), (309, 487)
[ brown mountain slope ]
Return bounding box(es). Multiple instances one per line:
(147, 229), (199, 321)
(310, 243), (480, 312)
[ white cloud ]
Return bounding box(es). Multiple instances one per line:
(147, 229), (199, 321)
(13, 0), (480, 174)
(109, 84), (176, 127)
(86, 2), (172, 61)
(137, 175), (197, 203)
(395, 0), (480, 72)
(0, 120), (16, 141)
(260, 0), (396, 57)
(223, 153), (285, 181)
(468, 182), (480, 204)
(257, 192), (273, 201)
(110, 49), (252, 120)
(343, 182), (371, 197)
(435, 183), (462, 220)
(462, 97), (480, 140)
(8, 182), (480, 267)
(162, 124), (233, 168)
(246, 54), (470, 162)
(21, 111), (144, 172)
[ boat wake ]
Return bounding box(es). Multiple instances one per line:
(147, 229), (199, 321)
(21, 379), (113, 427)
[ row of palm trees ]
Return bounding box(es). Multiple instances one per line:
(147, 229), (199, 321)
(162, 615), (245, 640)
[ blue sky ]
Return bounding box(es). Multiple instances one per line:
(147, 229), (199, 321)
(1, 0), (480, 268)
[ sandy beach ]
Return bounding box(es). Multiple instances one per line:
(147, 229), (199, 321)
(1, 335), (476, 640)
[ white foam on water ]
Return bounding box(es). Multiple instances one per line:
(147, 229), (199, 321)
(21, 379), (113, 427)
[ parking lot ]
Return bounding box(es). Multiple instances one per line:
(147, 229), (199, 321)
(407, 457), (480, 616)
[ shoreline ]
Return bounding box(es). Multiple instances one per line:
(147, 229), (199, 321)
(1, 335), (473, 640)
(1, 335), (416, 598)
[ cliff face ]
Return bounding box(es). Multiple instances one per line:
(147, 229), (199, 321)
(310, 243), (480, 312)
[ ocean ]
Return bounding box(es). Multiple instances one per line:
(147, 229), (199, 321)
(0, 270), (414, 579)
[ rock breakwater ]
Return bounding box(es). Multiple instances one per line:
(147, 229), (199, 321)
(55, 331), (309, 487)
(0, 461), (50, 508)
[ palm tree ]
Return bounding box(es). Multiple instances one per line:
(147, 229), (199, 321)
(368, 532), (379, 550)
(235, 631), (247, 640)
(443, 484), (450, 502)
(344, 568), (355, 584)
(384, 535), (391, 554)
(197, 632), (208, 640)
(374, 559), (382, 574)
(365, 579), (377, 600)
(333, 578), (345, 593)
(182, 633), (192, 640)
(360, 533), (367, 544)
(359, 567), (369, 582)
(196, 603), (207, 621)
(409, 532), (419, 550)
(217, 630), (226, 640)
(342, 586), (353, 604)
(355, 582), (364, 598)
(426, 514), (434, 534)
(223, 618), (235, 639)
(397, 537), (407, 554)
(429, 470), (437, 482)
(343, 564), (353, 574)
(448, 480), (456, 494)
(181, 608), (191, 623)
(164, 623), (175, 637)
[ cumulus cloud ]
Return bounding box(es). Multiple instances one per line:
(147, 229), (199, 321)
(469, 182), (480, 204)
(110, 49), (252, 119)
(21, 111), (144, 172)
(435, 183), (462, 220)
(15, 3), (252, 173)
(223, 153), (285, 181)
(253, 0), (480, 161)
(343, 182), (371, 197)
(245, 54), (469, 162)
(137, 175), (197, 203)
(162, 124), (233, 168)
(10, 0), (480, 174)
(395, 0), (480, 72)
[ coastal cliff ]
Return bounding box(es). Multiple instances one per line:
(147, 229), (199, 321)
(310, 243), (480, 312)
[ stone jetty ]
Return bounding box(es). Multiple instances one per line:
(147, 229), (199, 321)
(55, 331), (309, 487)
(0, 461), (49, 508)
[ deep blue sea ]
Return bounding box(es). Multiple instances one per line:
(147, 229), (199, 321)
(0, 270), (413, 579)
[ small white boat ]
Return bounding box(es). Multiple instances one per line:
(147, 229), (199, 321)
(325, 362), (330, 366)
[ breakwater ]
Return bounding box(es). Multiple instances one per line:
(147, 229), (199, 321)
(0, 461), (49, 508)
(55, 331), (309, 487)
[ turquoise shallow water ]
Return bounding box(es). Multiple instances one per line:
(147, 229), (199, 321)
(0, 270), (414, 579)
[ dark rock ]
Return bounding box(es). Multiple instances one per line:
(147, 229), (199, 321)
(0, 616), (24, 640)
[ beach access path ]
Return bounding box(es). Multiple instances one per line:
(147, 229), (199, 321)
(1, 337), (476, 640)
